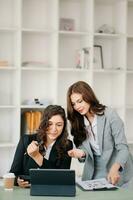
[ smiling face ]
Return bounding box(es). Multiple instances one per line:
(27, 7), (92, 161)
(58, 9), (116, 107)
(70, 93), (90, 116)
(46, 114), (64, 143)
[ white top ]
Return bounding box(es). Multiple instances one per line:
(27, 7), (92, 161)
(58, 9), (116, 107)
(84, 115), (101, 156)
(44, 141), (55, 160)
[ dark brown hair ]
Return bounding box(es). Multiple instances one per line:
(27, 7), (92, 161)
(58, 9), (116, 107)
(37, 105), (69, 158)
(67, 81), (106, 147)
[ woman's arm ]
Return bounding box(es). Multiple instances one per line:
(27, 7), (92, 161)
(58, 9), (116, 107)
(107, 109), (130, 184)
(27, 140), (43, 166)
(10, 135), (31, 187)
(10, 136), (26, 175)
(68, 148), (86, 159)
(17, 177), (30, 188)
(109, 109), (129, 168)
(107, 163), (121, 185)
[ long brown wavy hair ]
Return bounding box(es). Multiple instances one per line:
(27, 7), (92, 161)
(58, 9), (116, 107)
(37, 105), (69, 159)
(67, 81), (106, 147)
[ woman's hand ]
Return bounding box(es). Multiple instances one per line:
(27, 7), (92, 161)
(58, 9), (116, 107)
(27, 140), (43, 166)
(68, 149), (86, 159)
(107, 163), (121, 185)
(27, 140), (39, 158)
(17, 177), (30, 188)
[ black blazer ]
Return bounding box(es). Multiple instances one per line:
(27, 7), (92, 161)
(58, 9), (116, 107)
(10, 134), (73, 177)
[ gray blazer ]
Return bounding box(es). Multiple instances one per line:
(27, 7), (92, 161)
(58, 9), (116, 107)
(79, 107), (133, 186)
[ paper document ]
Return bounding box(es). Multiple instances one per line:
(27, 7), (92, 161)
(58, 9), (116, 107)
(76, 177), (118, 190)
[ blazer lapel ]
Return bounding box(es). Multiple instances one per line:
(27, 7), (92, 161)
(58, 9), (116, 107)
(97, 114), (106, 154)
(48, 140), (58, 161)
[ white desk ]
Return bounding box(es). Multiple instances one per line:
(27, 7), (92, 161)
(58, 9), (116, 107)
(0, 186), (133, 200)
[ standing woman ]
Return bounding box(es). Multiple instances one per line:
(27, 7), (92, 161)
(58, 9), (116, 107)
(10, 105), (73, 188)
(67, 81), (133, 187)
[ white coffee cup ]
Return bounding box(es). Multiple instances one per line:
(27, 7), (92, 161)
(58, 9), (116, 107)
(3, 173), (15, 190)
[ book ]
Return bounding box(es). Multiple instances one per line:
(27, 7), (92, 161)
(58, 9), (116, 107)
(75, 48), (90, 69)
(76, 177), (118, 191)
(25, 112), (31, 134)
(34, 111), (42, 131)
(24, 111), (42, 134)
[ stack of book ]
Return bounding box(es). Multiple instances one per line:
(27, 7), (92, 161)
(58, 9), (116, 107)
(22, 111), (42, 134)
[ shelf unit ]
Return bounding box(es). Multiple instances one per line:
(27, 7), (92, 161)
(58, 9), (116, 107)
(0, 0), (133, 176)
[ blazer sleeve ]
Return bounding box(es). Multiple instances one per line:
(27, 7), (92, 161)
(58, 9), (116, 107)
(10, 134), (40, 175)
(10, 135), (26, 175)
(108, 109), (129, 169)
(40, 140), (73, 169)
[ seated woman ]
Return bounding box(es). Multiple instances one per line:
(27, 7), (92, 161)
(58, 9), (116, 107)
(10, 105), (73, 188)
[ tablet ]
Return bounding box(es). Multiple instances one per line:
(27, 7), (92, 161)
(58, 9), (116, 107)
(30, 169), (76, 196)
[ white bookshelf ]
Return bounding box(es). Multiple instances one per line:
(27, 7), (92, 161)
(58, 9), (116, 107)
(0, 0), (133, 176)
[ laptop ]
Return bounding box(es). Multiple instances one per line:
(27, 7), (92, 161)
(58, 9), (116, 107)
(30, 169), (76, 196)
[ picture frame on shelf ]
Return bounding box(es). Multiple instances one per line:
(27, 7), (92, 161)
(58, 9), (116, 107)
(59, 18), (75, 31)
(93, 45), (104, 69)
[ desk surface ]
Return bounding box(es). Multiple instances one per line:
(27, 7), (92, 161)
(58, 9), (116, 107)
(0, 186), (133, 200)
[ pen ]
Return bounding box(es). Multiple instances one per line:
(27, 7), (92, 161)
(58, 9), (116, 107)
(24, 140), (43, 155)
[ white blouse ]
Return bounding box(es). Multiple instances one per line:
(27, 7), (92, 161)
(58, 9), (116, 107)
(84, 115), (101, 156)
(44, 141), (55, 160)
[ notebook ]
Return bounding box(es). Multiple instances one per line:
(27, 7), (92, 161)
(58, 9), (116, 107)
(76, 177), (118, 191)
(30, 169), (76, 196)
